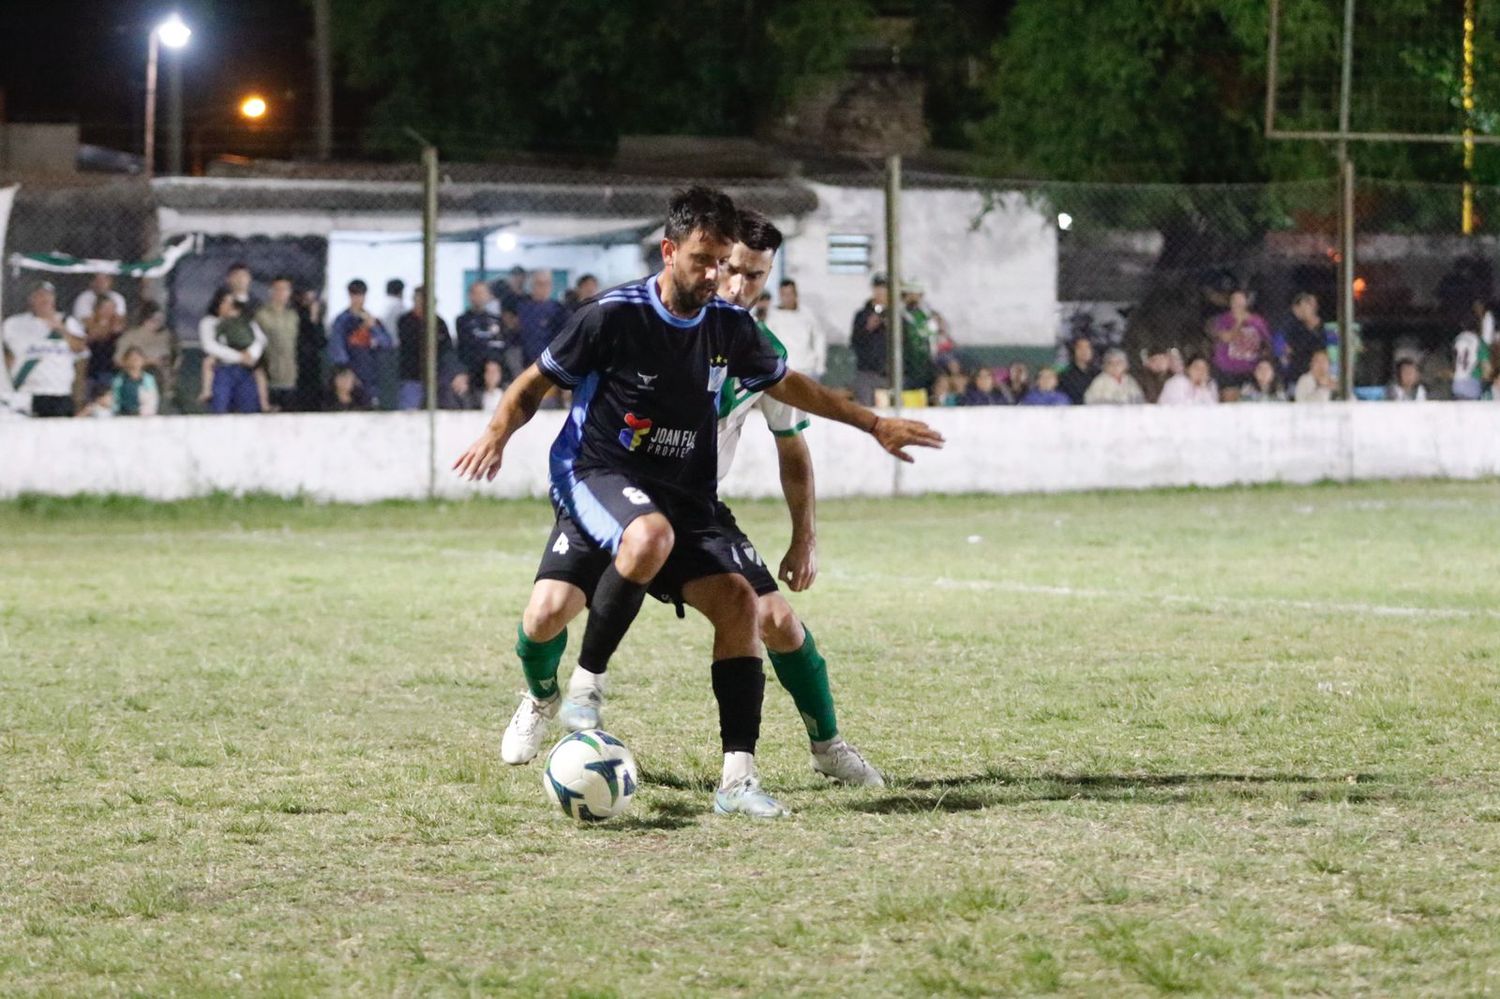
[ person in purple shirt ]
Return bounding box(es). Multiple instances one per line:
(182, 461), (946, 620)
(1209, 289), (1271, 384)
(514, 270), (570, 367)
(329, 279), (395, 405)
(1019, 367), (1072, 406)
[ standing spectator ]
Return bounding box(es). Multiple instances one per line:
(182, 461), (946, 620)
(256, 276), (301, 411)
(329, 279), (394, 407)
(1239, 359), (1287, 402)
(1157, 354), (1219, 405)
(295, 288), (328, 411)
(495, 265), (528, 312)
(477, 358), (505, 413)
(1210, 289), (1272, 384)
(850, 274), (890, 405)
(1019, 366), (1071, 406)
(81, 294), (127, 391)
(224, 262), (260, 315)
(515, 270), (569, 368)
(1006, 362), (1031, 403)
(771, 278), (827, 380)
(327, 364), (370, 411)
(960, 366), (1007, 406)
(110, 346), (160, 416)
(72, 273), (127, 324)
(1386, 358), (1428, 401)
(199, 289), (267, 414)
(455, 280), (507, 382)
(2, 280), (87, 417)
(499, 304), (525, 380)
(1483, 361), (1500, 400)
(1294, 349), (1337, 403)
(381, 279), (406, 341)
(1084, 348), (1146, 405)
(1451, 315), (1492, 401)
(900, 279), (939, 396)
(1057, 337), (1097, 405)
(396, 286), (456, 410)
(439, 370), (477, 410)
(571, 273), (600, 309)
(1277, 292), (1326, 386)
(754, 290), (772, 323)
(115, 301), (177, 408)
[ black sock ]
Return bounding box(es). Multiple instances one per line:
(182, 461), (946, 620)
(576, 563), (648, 674)
(711, 657), (765, 755)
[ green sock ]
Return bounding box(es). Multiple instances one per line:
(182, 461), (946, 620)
(515, 622), (567, 700)
(767, 626), (839, 743)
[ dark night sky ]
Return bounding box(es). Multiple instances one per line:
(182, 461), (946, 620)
(0, 0), (355, 164)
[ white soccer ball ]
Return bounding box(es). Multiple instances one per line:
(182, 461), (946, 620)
(542, 729), (639, 822)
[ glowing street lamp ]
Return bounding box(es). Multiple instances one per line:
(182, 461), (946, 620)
(145, 14), (192, 177)
(240, 95), (269, 120)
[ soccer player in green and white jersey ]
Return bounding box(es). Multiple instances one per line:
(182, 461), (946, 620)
(560, 210), (883, 786)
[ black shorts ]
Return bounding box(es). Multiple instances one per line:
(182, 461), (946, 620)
(710, 500), (778, 598)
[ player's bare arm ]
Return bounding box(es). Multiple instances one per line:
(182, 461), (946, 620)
(765, 369), (945, 463)
(773, 432), (817, 592)
(453, 363), (556, 481)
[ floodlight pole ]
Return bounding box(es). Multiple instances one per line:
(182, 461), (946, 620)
(144, 30), (159, 177)
(884, 154), (904, 414)
(1335, 0), (1357, 400)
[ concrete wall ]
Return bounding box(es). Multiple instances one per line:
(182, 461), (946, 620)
(5, 404), (1499, 503)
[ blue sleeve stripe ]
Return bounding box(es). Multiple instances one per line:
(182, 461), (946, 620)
(537, 349), (579, 387)
(740, 357), (788, 392)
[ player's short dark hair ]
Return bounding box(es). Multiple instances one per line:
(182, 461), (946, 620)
(665, 185), (738, 245)
(386, 279), (404, 296)
(736, 209), (782, 253)
(347, 279), (368, 295)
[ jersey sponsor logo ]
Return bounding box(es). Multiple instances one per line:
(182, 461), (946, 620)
(618, 412), (653, 451)
(636, 372), (658, 389)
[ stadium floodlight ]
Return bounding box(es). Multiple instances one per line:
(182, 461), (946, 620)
(1056, 212), (1073, 232)
(495, 231), (519, 252)
(157, 14), (191, 49)
(240, 95), (269, 120)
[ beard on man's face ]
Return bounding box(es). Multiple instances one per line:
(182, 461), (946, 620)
(667, 263), (717, 314)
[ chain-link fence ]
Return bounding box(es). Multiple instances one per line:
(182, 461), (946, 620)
(3, 163), (1498, 418)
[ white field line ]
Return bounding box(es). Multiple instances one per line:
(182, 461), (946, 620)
(830, 570), (1500, 623)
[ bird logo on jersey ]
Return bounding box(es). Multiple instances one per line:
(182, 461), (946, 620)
(618, 412), (653, 451)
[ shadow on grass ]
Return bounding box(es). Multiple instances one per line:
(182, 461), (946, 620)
(638, 767), (716, 793)
(849, 769), (1397, 814)
(601, 797), (700, 832)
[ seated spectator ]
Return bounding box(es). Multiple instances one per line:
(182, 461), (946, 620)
(199, 288), (267, 414)
(1386, 358), (1428, 401)
(477, 358), (505, 413)
(111, 346), (160, 416)
(82, 294), (126, 391)
(1483, 363), (1500, 401)
(1136, 347), (1176, 403)
(1006, 362), (1031, 403)
(72, 272), (127, 323)
(115, 301), (176, 406)
(440, 369), (478, 410)
(960, 366), (1007, 406)
(1057, 337), (1097, 405)
(1084, 348), (1146, 405)
(1210, 289), (1271, 385)
(327, 364), (370, 411)
(1294, 349), (1337, 403)
(929, 373), (955, 407)
(1451, 319), (1491, 401)
(77, 382), (115, 418)
(1020, 366), (1071, 406)
(1239, 359), (1287, 402)
(1157, 354), (1219, 405)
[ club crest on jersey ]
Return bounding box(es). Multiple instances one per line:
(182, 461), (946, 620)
(707, 354), (729, 394)
(618, 412), (653, 451)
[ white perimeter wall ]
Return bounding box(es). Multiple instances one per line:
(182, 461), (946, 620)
(5, 405), (1500, 503)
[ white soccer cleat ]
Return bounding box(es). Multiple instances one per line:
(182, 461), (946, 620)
(811, 738), (885, 788)
(559, 669), (606, 733)
(713, 774), (790, 818)
(500, 693), (559, 765)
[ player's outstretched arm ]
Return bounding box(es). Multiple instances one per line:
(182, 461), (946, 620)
(452, 364), (556, 482)
(773, 433), (817, 592)
(765, 370), (945, 464)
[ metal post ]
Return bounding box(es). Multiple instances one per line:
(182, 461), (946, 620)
(313, 0), (334, 160)
(166, 49), (184, 176)
(1340, 157), (1357, 401)
(884, 154), (903, 413)
(422, 144), (440, 499)
(1462, 0), (1476, 235)
(1337, 0), (1355, 162)
(1265, 0), (1282, 137)
(143, 32), (158, 177)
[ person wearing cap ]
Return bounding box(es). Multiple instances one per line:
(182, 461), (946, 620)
(329, 279), (395, 407)
(2, 281), (88, 417)
(849, 273), (890, 405)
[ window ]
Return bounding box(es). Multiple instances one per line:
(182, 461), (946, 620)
(827, 234), (873, 274)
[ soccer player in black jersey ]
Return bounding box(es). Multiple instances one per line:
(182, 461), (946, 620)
(454, 186), (942, 817)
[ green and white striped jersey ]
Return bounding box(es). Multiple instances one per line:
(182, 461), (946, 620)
(716, 321), (810, 482)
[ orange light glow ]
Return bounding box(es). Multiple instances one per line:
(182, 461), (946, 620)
(1352, 277), (1367, 299)
(239, 95), (268, 120)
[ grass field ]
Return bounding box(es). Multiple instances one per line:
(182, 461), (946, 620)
(3, 481), (1499, 996)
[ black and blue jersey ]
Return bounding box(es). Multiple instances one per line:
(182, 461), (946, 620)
(538, 274), (787, 550)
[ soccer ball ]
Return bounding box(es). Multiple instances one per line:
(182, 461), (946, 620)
(542, 729), (639, 822)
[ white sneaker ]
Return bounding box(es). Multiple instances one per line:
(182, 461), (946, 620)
(811, 738), (885, 787)
(559, 670), (606, 732)
(500, 693), (558, 765)
(713, 774), (790, 818)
